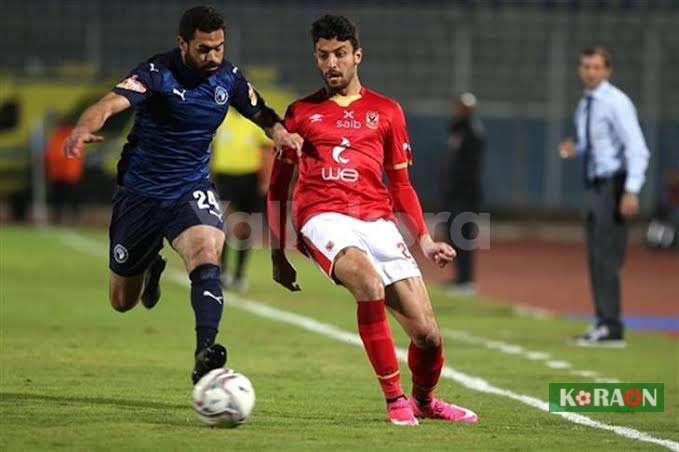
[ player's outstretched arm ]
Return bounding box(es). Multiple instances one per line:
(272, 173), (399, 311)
(384, 101), (455, 266)
(63, 92), (131, 158)
(267, 155), (301, 291)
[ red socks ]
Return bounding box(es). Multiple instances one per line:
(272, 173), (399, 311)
(357, 300), (444, 403)
(356, 300), (404, 400)
(408, 341), (444, 403)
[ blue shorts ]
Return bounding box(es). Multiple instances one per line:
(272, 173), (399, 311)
(109, 181), (224, 276)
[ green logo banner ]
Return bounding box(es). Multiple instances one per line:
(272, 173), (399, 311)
(549, 383), (664, 412)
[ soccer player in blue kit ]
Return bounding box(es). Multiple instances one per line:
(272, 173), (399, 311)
(63, 6), (303, 384)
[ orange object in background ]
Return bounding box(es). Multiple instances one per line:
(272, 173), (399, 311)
(44, 124), (83, 183)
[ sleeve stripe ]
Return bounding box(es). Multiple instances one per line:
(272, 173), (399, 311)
(391, 160), (412, 170)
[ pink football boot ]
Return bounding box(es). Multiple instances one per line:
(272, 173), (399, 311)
(410, 397), (479, 424)
(386, 397), (419, 426)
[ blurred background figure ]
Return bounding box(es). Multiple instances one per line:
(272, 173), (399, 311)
(211, 109), (274, 292)
(44, 115), (83, 225)
(441, 93), (485, 295)
(646, 170), (679, 250)
(559, 47), (649, 347)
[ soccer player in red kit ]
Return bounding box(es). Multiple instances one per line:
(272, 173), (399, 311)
(267, 15), (479, 426)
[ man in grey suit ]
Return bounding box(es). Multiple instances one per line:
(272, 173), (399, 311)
(559, 46), (650, 347)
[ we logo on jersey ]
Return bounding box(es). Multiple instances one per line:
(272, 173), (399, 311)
(323, 137), (358, 183)
(332, 137), (351, 164)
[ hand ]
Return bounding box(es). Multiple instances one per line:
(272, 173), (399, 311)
(559, 138), (577, 159)
(619, 192), (640, 219)
(272, 250), (301, 291)
(419, 234), (456, 268)
(271, 123), (304, 158)
(63, 128), (104, 158)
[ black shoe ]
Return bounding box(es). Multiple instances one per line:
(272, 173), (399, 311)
(572, 325), (626, 348)
(140, 255), (166, 309)
(191, 343), (228, 384)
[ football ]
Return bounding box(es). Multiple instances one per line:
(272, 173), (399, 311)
(192, 368), (256, 428)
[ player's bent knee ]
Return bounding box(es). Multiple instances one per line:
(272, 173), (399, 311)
(339, 264), (384, 299)
(355, 274), (384, 300)
(340, 272), (383, 300)
(189, 246), (221, 269)
(412, 328), (442, 349)
(108, 272), (142, 313)
(109, 291), (136, 313)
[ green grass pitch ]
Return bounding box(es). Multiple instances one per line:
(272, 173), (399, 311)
(1, 227), (677, 451)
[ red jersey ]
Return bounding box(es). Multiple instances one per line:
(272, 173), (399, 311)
(281, 87), (413, 229)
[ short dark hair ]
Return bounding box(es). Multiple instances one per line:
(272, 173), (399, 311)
(311, 15), (360, 51)
(179, 6), (225, 42)
(581, 46), (612, 68)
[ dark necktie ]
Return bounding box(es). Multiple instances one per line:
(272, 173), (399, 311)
(583, 95), (593, 185)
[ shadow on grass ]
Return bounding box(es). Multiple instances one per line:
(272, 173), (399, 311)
(0, 392), (186, 410)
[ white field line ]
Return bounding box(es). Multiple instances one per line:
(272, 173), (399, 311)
(573, 370), (599, 378)
(441, 329), (621, 383)
(526, 351), (551, 360)
(546, 360), (572, 370)
(59, 232), (678, 452)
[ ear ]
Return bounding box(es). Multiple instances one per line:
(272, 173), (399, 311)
(354, 48), (363, 65)
(177, 35), (188, 53)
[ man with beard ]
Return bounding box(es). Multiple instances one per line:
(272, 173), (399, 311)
(267, 15), (478, 425)
(63, 6), (302, 384)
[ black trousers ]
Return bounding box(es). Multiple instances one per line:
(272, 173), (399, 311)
(584, 174), (628, 335)
(445, 209), (479, 285)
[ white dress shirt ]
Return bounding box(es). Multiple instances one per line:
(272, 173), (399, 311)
(574, 80), (650, 193)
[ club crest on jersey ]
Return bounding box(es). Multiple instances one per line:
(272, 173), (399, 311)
(116, 75), (146, 93)
(336, 110), (361, 129)
(113, 244), (129, 264)
(214, 86), (229, 105)
(309, 113), (324, 123)
(247, 82), (258, 106)
(366, 111), (379, 129)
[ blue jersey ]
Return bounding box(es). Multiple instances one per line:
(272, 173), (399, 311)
(112, 48), (265, 198)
